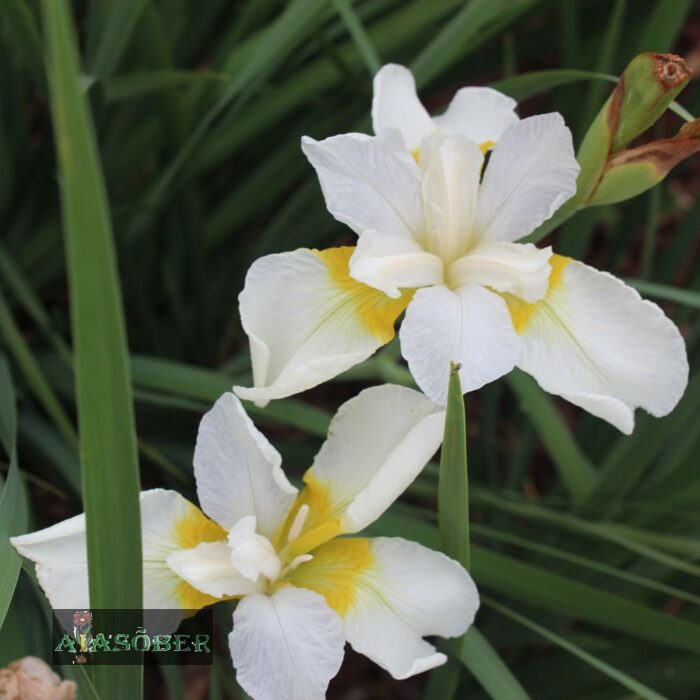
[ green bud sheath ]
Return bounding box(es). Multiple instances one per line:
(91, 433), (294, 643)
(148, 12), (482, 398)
(576, 53), (691, 206)
(589, 118), (700, 206)
(611, 53), (690, 152)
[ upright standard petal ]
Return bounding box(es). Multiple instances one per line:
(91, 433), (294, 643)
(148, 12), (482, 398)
(193, 392), (296, 538)
(235, 248), (411, 404)
(399, 284), (520, 405)
(288, 537), (479, 680)
(301, 131), (424, 240)
(280, 385), (444, 556)
(448, 241), (553, 302)
(229, 586), (345, 700)
(11, 489), (227, 610)
(371, 64), (435, 152)
(420, 133), (483, 263)
(511, 258), (689, 434)
(349, 229), (444, 298)
(473, 113), (580, 244)
(433, 86), (519, 148)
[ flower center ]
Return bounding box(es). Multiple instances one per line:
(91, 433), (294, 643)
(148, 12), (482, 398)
(228, 516), (282, 584)
(227, 513), (316, 590)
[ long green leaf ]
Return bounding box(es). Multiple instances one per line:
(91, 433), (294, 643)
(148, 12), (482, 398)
(636, 0), (694, 53)
(0, 289), (77, 448)
(331, 0), (381, 76)
(436, 367), (531, 699)
(456, 628), (531, 700)
(625, 279), (700, 309)
(0, 357), (28, 631)
(42, 2), (143, 698)
(492, 69), (616, 100)
(578, 0), (626, 133)
(507, 370), (596, 504)
(130, 355), (332, 436)
(412, 0), (543, 86)
(104, 69), (230, 102)
(472, 546), (700, 654)
(0, 0), (45, 87)
(486, 598), (668, 700)
(439, 363), (469, 568)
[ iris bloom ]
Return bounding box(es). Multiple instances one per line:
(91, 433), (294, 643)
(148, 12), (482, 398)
(11, 386), (478, 699)
(236, 64), (688, 433)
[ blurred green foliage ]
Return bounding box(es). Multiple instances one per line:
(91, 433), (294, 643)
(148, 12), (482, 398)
(0, 0), (699, 698)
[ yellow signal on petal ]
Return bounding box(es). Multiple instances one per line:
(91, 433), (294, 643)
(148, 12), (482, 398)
(175, 580), (224, 610)
(284, 538), (373, 617)
(479, 139), (496, 155)
(173, 504), (230, 610)
(505, 254), (571, 334)
(315, 247), (413, 344)
(175, 503), (227, 549)
(279, 473), (342, 558)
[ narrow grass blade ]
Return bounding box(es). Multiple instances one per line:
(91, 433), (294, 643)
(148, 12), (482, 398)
(640, 185), (661, 278)
(636, 0), (694, 53)
(456, 628), (531, 700)
(0, 357), (28, 630)
(436, 366), (531, 698)
(331, 0), (381, 76)
(439, 363), (469, 568)
(42, 1), (143, 697)
(432, 365), (468, 699)
(86, 0), (147, 77)
(0, 289), (77, 448)
(486, 598), (668, 700)
(412, 0), (542, 86)
(104, 70), (230, 102)
(492, 69), (616, 100)
(130, 355), (332, 436)
(507, 370), (597, 505)
(625, 279), (700, 309)
(577, 0), (626, 133)
(472, 522), (700, 606)
(132, 0), (332, 238)
(0, 243), (72, 363)
(0, 0), (45, 87)
(472, 546), (700, 654)
(422, 662), (460, 700)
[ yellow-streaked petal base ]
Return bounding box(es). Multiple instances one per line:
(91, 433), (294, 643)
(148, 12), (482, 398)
(505, 254), (571, 333)
(283, 538), (373, 617)
(315, 247), (413, 344)
(174, 503), (229, 609)
(278, 474), (342, 559)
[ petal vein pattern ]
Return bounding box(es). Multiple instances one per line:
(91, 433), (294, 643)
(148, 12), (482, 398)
(287, 537), (480, 680)
(301, 131), (424, 240)
(514, 259), (688, 433)
(11, 489), (227, 611)
(194, 392), (297, 538)
(280, 385), (445, 555)
(230, 586), (345, 700)
(400, 285), (520, 405)
(474, 113), (580, 244)
(235, 247), (410, 404)
(419, 133), (483, 263)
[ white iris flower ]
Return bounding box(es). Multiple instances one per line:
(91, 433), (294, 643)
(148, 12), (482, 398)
(235, 64), (688, 434)
(11, 385), (479, 700)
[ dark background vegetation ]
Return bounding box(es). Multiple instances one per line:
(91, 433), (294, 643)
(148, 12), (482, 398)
(1, 0), (700, 698)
